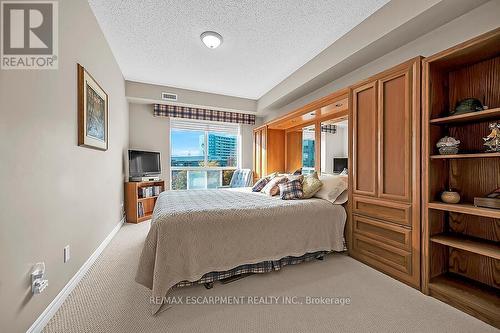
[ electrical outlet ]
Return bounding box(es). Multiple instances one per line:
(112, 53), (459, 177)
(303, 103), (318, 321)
(64, 245), (70, 263)
(31, 262), (48, 294)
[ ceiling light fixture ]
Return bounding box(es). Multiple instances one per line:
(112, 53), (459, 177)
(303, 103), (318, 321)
(200, 31), (223, 49)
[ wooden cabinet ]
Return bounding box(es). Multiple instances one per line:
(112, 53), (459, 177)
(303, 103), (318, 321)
(252, 125), (285, 181)
(349, 57), (421, 289)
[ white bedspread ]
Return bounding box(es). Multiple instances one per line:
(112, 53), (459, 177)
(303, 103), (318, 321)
(135, 188), (346, 314)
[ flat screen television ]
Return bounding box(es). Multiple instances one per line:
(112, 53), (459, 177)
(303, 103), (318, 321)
(129, 150), (161, 177)
(333, 157), (348, 173)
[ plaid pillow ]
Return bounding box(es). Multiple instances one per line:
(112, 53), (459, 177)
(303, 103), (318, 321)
(252, 177), (270, 192)
(279, 179), (304, 200)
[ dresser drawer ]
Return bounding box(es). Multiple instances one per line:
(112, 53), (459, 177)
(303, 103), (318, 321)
(352, 233), (412, 275)
(353, 196), (411, 226)
(353, 214), (412, 251)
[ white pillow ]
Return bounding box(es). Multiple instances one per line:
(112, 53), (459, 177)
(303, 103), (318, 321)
(314, 175), (348, 203)
(332, 190), (348, 204)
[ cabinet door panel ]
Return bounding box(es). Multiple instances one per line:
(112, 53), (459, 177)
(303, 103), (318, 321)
(352, 81), (377, 196)
(378, 70), (411, 201)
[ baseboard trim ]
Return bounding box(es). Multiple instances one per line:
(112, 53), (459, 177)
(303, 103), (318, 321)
(26, 217), (125, 333)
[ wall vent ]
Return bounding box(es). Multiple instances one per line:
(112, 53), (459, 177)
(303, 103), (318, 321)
(161, 92), (178, 101)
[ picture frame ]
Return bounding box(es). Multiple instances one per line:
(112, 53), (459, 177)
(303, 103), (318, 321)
(77, 64), (108, 150)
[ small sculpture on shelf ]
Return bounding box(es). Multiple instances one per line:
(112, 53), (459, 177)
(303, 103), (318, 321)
(483, 122), (500, 152)
(436, 136), (460, 155)
(441, 189), (460, 204)
(450, 98), (486, 116)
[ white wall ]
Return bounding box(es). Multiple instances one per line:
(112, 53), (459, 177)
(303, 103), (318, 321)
(129, 103), (171, 182)
(321, 124), (348, 174)
(128, 103), (255, 185)
(263, 0), (500, 122)
(0, 1), (129, 332)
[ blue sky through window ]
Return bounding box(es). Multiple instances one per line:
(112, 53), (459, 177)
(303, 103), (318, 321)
(171, 130), (203, 157)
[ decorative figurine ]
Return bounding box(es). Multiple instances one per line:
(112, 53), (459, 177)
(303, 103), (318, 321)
(450, 98), (484, 115)
(441, 189), (461, 204)
(436, 136), (460, 155)
(483, 122), (500, 152)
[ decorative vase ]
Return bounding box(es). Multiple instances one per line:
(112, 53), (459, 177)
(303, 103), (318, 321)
(441, 190), (460, 204)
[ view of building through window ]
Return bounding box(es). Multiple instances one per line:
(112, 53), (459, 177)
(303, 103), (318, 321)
(171, 127), (238, 190)
(302, 125), (315, 174)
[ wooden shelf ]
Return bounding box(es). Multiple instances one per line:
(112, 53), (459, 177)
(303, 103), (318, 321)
(428, 201), (500, 219)
(137, 214), (152, 222)
(430, 234), (500, 260)
(138, 196), (159, 202)
(429, 274), (500, 328)
(430, 152), (500, 159)
(430, 107), (500, 125)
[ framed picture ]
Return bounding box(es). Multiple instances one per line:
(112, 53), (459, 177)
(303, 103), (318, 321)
(78, 64), (108, 150)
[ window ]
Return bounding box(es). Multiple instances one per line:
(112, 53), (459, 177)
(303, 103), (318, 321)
(302, 124), (315, 174)
(170, 119), (240, 190)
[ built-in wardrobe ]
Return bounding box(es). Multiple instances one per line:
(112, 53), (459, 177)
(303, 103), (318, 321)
(348, 57), (422, 289)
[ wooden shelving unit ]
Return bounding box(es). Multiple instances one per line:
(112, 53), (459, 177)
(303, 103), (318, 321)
(125, 180), (165, 223)
(422, 28), (500, 328)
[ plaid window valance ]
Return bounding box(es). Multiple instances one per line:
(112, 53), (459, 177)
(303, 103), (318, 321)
(321, 125), (337, 134)
(153, 104), (255, 125)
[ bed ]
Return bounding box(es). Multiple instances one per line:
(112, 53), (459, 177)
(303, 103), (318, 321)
(135, 187), (347, 314)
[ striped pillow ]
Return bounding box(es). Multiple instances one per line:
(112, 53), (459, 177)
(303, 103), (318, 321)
(279, 179), (304, 200)
(252, 177), (270, 192)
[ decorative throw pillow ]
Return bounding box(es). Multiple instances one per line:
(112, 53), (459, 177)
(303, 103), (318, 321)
(314, 175), (348, 203)
(287, 174), (304, 182)
(252, 177), (270, 192)
(292, 168), (302, 175)
(261, 176), (288, 196)
(279, 179), (303, 200)
(302, 172), (323, 199)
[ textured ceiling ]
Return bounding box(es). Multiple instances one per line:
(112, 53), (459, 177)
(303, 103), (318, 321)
(88, 0), (390, 99)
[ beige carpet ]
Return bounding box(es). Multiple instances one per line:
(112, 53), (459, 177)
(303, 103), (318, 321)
(44, 222), (496, 333)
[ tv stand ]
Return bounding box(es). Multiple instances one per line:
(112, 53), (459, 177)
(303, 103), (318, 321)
(125, 180), (165, 223)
